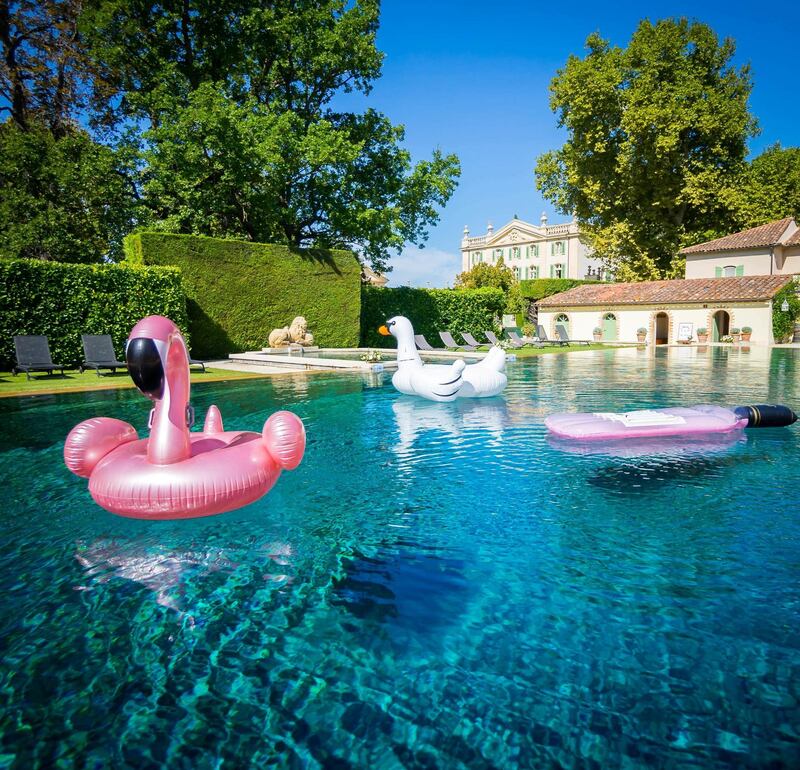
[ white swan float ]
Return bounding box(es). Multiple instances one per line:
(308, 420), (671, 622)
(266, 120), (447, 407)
(378, 316), (507, 401)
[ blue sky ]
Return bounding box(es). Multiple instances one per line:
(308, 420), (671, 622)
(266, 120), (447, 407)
(340, 0), (800, 287)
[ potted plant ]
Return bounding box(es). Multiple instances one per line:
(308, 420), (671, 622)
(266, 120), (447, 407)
(522, 323), (536, 339)
(697, 327), (709, 343)
(636, 327), (647, 343)
(741, 326), (752, 342)
(731, 327), (741, 342)
(593, 326), (602, 341)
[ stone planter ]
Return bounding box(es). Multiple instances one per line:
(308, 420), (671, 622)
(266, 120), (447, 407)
(636, 334), (646, 344)
(697, 334), (709, 344)
(741, 332), (752, 342)
(731, 333), (741, 343)
(593, 334), (602, 342)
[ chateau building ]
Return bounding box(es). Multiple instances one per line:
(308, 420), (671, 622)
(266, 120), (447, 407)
(460, 214), (608, 281)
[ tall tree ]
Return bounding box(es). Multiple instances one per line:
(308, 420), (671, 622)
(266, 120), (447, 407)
(0, 120), (138, 261)
(535, 19), (756, 280)
(79, 0), (459, 271)
(734, 144), (800, 228)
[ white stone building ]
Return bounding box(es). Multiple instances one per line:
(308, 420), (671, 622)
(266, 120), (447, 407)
(460, 214), (608, 282)
(537, 275), (792, 346)
(682, 217), (800, 278)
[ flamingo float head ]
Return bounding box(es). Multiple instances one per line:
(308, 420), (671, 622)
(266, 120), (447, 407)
(126, 315), (192, 465)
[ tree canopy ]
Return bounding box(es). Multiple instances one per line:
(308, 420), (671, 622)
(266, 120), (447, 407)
(0, 0), (460, 269)
(733, 144), (800, 229)
(535, 18), (757, 281)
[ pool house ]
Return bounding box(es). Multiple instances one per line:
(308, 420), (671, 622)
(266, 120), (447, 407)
(537, 275), (793, 345)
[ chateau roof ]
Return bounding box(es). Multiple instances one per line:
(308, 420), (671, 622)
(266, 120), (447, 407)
(538, 275), (792, 308)
(680, 218), (794, 254)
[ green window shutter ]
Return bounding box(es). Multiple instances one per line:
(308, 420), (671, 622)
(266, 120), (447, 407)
(715, 267), (722, 278)
(736, 265), (744, 277)
(550, 265), (554, 278)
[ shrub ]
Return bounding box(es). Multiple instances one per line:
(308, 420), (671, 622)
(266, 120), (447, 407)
(593, 327), (602, 334)
(519, 278), (602, 301)
(0, 259), (187, 368)
(697, 327), (708, 335)
(522, 323), (535, 337)
(125, 233), (362, 357)
(772, 283), (800, 342)
(361, 286), (505, 348)
(741, 326), (752, 333)
(637, 327), (647, 334)
(731, 327), (741, 334)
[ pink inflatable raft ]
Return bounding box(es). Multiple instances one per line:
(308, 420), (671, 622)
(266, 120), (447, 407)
(545, 404), (797, 441)
(65, 316), (305, 519)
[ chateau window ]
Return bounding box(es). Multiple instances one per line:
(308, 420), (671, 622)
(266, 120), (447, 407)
(551, 241), (565, 256)
(474, 251), (482, 264)
(551, 264), (564, 279)
(511, 247), (520, 260)
(494, 248), (503, 261)
(526, 244), (540, 258)
(530, 265), (539, 279)
(513, 267), (521, 279)
(716, 265), (743, 278)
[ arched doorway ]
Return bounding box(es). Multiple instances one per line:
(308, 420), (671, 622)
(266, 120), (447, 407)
(555, 313), (570, 341)
(602, 312), (617, 341)
(654, 312), (669, 345)
(712, 310), (730, 342)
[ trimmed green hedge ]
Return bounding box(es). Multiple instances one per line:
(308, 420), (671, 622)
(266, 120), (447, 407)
(0, 259), (187, 369)
(361, 286), (506, 348)
(519, 278), (602, 301)
(125, 233), (362, 357)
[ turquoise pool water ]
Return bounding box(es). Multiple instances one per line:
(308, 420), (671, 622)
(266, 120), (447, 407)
(1, 347), (799, 768)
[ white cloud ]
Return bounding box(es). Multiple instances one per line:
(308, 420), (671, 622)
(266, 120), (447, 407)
(384, 246), (461, 288)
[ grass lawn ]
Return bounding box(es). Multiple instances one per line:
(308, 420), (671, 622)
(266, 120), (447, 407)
(509, 342), (631, 357)
(0, 367), (266, 398)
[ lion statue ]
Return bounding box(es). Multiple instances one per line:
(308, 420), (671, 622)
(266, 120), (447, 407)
(268, 316), (314, 348)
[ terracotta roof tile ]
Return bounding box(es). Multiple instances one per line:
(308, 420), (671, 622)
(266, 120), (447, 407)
(538, 275), (792, 308)
(681, 218), (793, 254)
(784, 228), (800, 247)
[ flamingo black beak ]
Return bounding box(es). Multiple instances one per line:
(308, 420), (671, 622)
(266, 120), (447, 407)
(126, 338), (164, 399)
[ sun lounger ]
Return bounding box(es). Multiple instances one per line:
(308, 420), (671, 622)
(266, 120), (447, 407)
(189, 356), (206, 372)
(80, 334), (127, 376)
(414, 334), (437, 351)
(12, 335), (68, 380)
(536, 325), (568, 346)
(507, 331), (543, 348)
(555, 325), (591, 345)
(484, 330), (524, 349)
(439, 331), (476, 351)
(461, 332), (490, 348)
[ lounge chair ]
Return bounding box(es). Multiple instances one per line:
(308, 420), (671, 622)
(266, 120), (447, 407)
(12, 335), (68, 380)
(536, 325), (568, 346)
(461, 332), (490, 348)
(80, 334), (127, 376)
(189, 356), (206, 372)
(507, 330), (543, 348)
(414, 334), (437, 351)
(439, 331), (476, 351)
(484, 330), (524, 349)
(555, 324), (591, 346)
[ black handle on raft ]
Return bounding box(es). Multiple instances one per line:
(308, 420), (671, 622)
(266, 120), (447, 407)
(733, 404), (798, 428)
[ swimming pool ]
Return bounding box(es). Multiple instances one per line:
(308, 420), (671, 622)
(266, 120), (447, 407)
(1, 346), (799, 768)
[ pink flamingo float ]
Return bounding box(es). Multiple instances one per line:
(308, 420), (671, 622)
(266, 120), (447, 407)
(64, 316), (305, 519)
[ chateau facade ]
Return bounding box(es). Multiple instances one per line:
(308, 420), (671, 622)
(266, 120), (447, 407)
(460, 214), (608, 281)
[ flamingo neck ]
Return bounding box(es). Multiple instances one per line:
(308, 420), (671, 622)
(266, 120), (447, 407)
(395, 333), (422, 367)
(147, 332), (192, 465)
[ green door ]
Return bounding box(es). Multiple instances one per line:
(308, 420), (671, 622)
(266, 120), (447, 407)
(602, 313), (617, 341)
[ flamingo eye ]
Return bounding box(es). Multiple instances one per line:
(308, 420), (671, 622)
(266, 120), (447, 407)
(126, 338), (164, 399)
